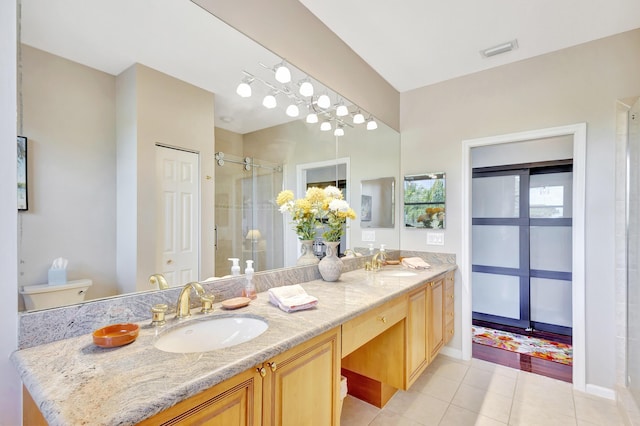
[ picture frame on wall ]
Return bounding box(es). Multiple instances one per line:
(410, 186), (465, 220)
(17, 136), (28, 211)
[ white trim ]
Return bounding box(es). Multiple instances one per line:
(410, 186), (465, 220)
(461, 123), (587, 392)
(585, 384), (617, 401)
(439, 346), (463, 360)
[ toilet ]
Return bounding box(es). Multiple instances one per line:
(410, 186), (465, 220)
(20, 279), (93, 311)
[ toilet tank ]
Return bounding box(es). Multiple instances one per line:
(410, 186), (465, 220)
(20, 279), (93, 311)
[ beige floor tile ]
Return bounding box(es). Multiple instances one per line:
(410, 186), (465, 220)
(382, 390), (449, 425)
(516, 370), (573, 394)
(369, 410), (426, 426)
(509, 397), (576, 426)
(451, 383), (513, 423)
(513, 379), (575, 417)
(471, 358), (520, 380)
(462, 367), (517, 398)
(411, 372), (461, 402)
(573, 394), (626, 425)
(425, 356), (470, 383)
(439, 404), (508, 426)
(341, 395), (380, 426)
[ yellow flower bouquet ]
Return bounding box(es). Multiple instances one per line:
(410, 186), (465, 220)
(276, 187), (324, 240)
(319, 186), (357, 242)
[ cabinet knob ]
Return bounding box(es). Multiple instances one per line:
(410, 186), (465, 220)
(268, 362), (277, 372)
(377, 316), (387, 324)
(257, 367), (266, 377)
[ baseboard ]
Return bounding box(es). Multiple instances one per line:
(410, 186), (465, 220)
(585, 384), (616, 400)
(439, 346), (463, 360)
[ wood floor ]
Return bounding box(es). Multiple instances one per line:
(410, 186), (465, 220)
(472, 320), (573, 383)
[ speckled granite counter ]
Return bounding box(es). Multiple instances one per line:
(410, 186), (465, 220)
(12, 263), (456, 426)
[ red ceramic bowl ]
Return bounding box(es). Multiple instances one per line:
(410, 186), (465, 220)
(92, 323), (139, 348)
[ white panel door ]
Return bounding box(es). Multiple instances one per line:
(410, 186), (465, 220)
(156, 146), (199, 287)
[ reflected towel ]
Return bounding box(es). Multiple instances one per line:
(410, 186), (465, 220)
(401, 257), (431, 269)
(268, 284), (318, 313)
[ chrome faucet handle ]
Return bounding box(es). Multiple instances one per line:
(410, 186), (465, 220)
(151, 303), (168, 326)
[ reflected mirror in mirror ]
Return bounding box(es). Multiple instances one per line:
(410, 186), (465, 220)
(17, 0), (400, 311)
(404, 173), (446, 229)
(360, 177), (395, 228)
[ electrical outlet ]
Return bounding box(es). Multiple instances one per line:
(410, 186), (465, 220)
(427, 232), (444, 246)
(362, 230), (376, 242)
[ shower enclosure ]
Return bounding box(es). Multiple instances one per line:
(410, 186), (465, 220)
(214, 152), (284, 277)
(627, 98), (640, 404)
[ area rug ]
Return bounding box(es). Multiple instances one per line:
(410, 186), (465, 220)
(472, 326), (573, 366)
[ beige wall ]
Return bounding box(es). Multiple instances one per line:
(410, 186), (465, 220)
(117, 64), (216, 292)
(193, 0), (400, 131)
(400, 28), (640, 390)
(20, 45), (118, 302)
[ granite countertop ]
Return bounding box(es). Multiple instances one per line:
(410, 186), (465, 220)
(12, 264), (455, 426)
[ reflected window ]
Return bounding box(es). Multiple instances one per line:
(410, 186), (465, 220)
(404, 172), (446, 229)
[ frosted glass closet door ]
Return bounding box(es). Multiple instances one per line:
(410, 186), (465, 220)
(472, 175), (522, 319)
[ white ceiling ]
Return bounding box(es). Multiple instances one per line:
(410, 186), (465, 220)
(21, 0), (640, 134)
(299, 0), (640, 92)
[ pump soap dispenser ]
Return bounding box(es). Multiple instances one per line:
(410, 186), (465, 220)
(242, 260), (257, 299)
(228, 258), (241, 276)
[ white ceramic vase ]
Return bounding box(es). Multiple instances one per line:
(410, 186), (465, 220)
(318, 241), (343, 282)
(296, 240), (319, 266)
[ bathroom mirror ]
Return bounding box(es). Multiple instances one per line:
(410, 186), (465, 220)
(17, 0), (400, 310)
(360, 177), (395, 228)
(404, 172), (446, 229)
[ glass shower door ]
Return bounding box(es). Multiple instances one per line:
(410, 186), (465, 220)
(214, 153), (283, 277)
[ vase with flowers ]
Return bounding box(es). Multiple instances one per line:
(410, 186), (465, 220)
(317, 186), (357, 281)
(276, 187), (325, 265)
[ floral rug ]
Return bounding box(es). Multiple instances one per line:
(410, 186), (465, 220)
(472, 326), (573, 366)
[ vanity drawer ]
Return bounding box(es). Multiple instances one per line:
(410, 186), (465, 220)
(342, 295), (407, 357)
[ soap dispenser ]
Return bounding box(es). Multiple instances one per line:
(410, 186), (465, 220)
(228, 258), (241, 276)
(379, 244), (387, 265)
(242, 260), (257, 299)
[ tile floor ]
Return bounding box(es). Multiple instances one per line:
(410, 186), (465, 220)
(340, 355), (626, 426)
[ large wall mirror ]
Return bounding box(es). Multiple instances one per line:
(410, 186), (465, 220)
(17, 0), (400, 311)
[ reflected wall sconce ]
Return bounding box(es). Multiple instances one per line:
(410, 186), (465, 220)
(320, 120), (332, 131)
(262, 92), (277, 109)
(334, 125), (345, 137)
(352, 111), (365, 124)
(274, 61), (291, 83)
(298, 78), (314, 97)
(366, 117), (378, 130)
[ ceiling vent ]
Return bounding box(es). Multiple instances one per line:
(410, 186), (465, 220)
(480, 39), (519, 58)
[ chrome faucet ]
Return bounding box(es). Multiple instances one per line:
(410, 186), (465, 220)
(149, 274), (169, 290)
(175, 282), (213, 319)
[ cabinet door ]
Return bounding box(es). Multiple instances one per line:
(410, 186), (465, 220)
(406, 286), (428, 388)
(138, 368), (262, 426)
(262, 328), (341, 426)
(428, 278), (445, 361)
(444, 271), (455, 344)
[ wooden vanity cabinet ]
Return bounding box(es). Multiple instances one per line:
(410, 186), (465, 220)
(405, 271), (454, 389)
(137, 367), (262, 426)
(444, 271), (455, 345)
(137, 327), (341, 426)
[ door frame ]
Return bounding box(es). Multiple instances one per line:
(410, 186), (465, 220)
(461, 123), (586, 392)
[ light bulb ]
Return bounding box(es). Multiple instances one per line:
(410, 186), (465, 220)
(317, 94), (331, 109)
(306, 113), (318, 124)
(236, 82), (251, 98)
(286, 104), (299, 117)
(274, 64), (291, 83)
(320, 121), (332, 131)
(366, 118), (378, 130)
(334, 126), (344, 137)
(262, 94), (277, 109)
(299, 80), (314, 97)
(336, 104), (349, 117)
(353, 112), (365, 124)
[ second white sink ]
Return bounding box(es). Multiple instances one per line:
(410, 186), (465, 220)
(154, 315), (268, 354)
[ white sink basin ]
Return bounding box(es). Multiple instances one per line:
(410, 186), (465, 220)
(154, 315), (268, 354)
(380, 269), (418, 277)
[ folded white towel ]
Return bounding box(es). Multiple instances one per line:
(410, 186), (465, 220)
(268, 284), (318, 313)
(401, 257), (431, 270)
